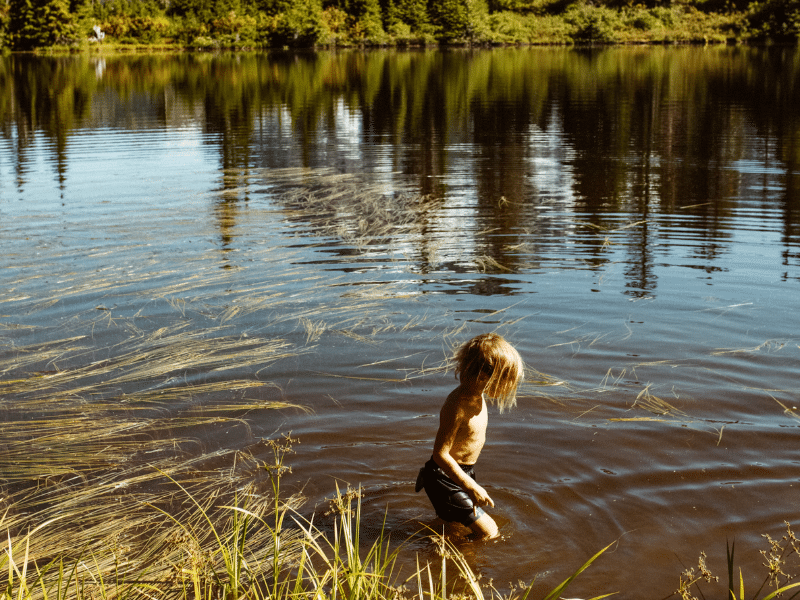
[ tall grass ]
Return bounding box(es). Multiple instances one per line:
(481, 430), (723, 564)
(666, 523), (800, 600)
(1, 436), (612, 600)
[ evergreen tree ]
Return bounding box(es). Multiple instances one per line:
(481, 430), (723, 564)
(9, 0), (76, 48)
(429, 0), (468, 38)
(396, 0), (429, 30)
(260, 0), (322, 45)
(429, 0), (486, 39)
(351, 0), (384, 38)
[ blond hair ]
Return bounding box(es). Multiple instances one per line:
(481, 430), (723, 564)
(454, 333), (524, 412)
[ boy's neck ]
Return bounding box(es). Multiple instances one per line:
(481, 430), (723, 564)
(458, 380), (486, 402)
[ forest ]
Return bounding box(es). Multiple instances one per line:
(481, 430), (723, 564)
(0, 0), (797, 51)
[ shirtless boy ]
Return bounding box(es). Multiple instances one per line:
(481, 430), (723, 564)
(416, 333), (524, 540)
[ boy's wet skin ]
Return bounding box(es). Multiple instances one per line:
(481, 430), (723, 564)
(432, 376), (498, 539)
(417, 333), (524, 542)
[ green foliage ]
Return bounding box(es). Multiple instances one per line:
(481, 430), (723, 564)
(747, 0), (800, 40)
(350, 0), (387, 41)
(429, 0), (468, 38)
(168, 0), (242, 27)
(320, 5), (348, 41)
(429, 0), (490, 40)
(0, 1), (10, 48)
(627, 9), (661, 29)
(9, 0), (77, 49)
(488, 0), (547, 14)
(89, 0), (175, 42)
(263, 0), (323, 45)
(381, 1), (435, 43)
(0, 0), (789, 54)
(393, 0), (430, 30)
(650, 5), (677, 26)
(487, 10), (533, 40)
(100, 13), (171, 42)
(565, 3), (621, 41)
(210, 10), (260, 45)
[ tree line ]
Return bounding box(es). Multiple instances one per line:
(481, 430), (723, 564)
(0, 0), (798, 51)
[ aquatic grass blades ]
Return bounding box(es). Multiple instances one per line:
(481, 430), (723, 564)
(537, 541), (617, 600)
(669, 524), (800, 600)
(1, 430), (616, 600)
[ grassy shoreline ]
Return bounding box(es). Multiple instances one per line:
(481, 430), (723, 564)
(15, 2), (773, 55)
(1, 435), (614, 600)
(4, 436), (800, 600)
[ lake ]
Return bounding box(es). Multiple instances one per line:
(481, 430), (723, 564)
(1, 46), (799, 597)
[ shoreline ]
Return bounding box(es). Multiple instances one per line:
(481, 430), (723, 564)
(8, 2), (798, 54)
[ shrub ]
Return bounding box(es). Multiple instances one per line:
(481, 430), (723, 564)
(99, 13), (170, 41)
(628, 9), (660, 29)
(429, 0), (490, 41)
(393, 0), (431, 31)
(320, 5), (349, 42)
(211, 10), (259, 44)
(651, 5), (677, 27)
(488, 10), (533, 41)
(262, 0), (323, 46)
(565, 3), (621, 42)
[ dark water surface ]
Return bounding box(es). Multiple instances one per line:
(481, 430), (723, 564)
(2, 47), (800, 596)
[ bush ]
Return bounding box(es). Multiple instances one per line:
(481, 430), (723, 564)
(565, 3), (622, 42)
(651, 5), (677, 26)
(349, 0), (387, 41)
(627, 9), (660, 29)
(488, 10), (532, 40)
(99, 13), (170, 41)
(320, 5), (348, 42)
(262, 0), (323, 46)
(211, 10), (259, 44)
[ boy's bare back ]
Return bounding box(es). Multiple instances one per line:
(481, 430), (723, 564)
(434, 385), (488, 465)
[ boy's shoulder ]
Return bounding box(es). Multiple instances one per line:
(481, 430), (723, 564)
(442, 386), (483, 416)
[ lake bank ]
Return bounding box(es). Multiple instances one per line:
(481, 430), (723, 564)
(5, 0), (796, 53)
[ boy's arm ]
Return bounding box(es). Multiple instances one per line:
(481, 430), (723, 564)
(432, 401), (495, 510)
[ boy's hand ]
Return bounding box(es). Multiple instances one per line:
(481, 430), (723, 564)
(469, 484), (494, 511)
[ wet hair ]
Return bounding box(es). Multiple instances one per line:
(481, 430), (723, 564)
(454, 333), (524, 412)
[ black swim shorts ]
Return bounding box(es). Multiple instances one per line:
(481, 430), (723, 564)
(416, 458), (486, 526)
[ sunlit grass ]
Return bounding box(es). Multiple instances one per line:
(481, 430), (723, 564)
(0, 437), (614, 600)
(669, 523), (800, 600)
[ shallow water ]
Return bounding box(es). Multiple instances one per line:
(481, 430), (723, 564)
(1, 47), (800, 596)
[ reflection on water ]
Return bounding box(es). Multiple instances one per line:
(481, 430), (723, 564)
(2, 48), (799, 294)
(1, 47), (800, 596)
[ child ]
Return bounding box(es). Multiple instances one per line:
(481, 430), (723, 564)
(416, 333), (524, 540)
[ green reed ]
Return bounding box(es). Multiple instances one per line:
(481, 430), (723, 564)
(667, 523), (800, 600)
(1, 436), (612, 600)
